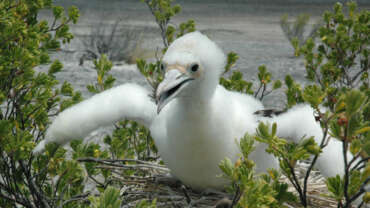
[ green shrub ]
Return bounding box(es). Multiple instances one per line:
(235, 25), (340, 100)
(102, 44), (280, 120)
(220, 59), (282, 101)
(89, 186), (122, 208)
(2, 0), (367, 207)
(0, 1), (90, 207)
(137, 0), (196, 93)
(221, 2), (369, 208)
(219, 133), (296, 208)
(298, 3), (369, 207)
(280, 13), (322, 56)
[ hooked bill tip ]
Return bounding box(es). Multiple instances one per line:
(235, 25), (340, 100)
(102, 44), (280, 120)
(156, 94), (167, 114)
(155, 73), (194, 114)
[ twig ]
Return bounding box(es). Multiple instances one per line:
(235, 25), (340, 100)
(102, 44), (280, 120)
(181, 185), (192, 204)
(351, 156), (370, 171)
(286, 158), (306, 207)
(20, 160), (50, 208)
(230, 185), (241, 207)
(77, 157), (169, 172)
(143, 0), (169, 48)
(303, 117), (330, 207)
(0, 191), (29, 207)
(146, 133), (151, 159)
(112, 175), (150, 184)
(348, 153), (362, 170)
(307, 193), (337, 205)
(88, 174), (105, 187)
(77, 157), (166, 168)
(254, 82), (263, 98)
(59, 192), (90, 208)
(344, 177), (370, 207)
(342, 135), (350, 205)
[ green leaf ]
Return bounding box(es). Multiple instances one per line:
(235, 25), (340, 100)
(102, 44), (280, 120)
(355, 126), (370, 135)
(61, 81), (73, 96)
(219, 158), (234, 177)
(52, 6), (64, 19)
(350, 139), (362, 155)
(300, 137), (321, 155)
(329, 119), (342, 139)
(302, 85), (325, 108)
(90, 186), (122, 208)
(0, 120), (12, 135)
(68, 6), (80, 24)
(48, 60), (63, 76)
(103, 75), (116, 90)
(273, 80), (282, 89)
(256, 122), (272, 140)
(345, 90), (366, 116)
(239, 134), (255, 158)
(271, 123), (277, 137)
(348, 171), (362, 197)
(224, 52), (238, 73)
(135, 199), (157, 208)
(326, 175), (344, 201)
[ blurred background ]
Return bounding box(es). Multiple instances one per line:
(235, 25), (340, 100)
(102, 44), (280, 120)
(38, 0), (370, 108)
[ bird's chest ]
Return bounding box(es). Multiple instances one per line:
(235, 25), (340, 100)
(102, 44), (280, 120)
(153, 106), (238, 189)
(163, 105), (236, 167)
(149, 98), (256, 189)
(167, 107), (222, 147)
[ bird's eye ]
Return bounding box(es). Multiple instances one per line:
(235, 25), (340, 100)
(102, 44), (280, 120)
(160, 63), (165, 72)
(190, 64), (199, 72)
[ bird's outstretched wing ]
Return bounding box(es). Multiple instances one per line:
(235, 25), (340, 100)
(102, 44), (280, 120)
(33, 83), (156, 154)
(266, 104), (351, 178)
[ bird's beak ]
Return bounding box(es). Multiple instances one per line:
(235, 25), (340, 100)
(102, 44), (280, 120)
(156, 69), (194, 114)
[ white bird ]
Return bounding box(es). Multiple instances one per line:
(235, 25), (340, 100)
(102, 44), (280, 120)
(34, 31), (349, 191)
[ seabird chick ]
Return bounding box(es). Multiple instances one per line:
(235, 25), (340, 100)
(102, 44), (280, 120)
(34, 31), (350, 190)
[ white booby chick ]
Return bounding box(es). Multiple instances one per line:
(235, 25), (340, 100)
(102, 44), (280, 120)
(34, 31), (349, 190)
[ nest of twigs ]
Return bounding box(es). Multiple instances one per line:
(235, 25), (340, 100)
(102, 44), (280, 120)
(282, 161), (338, 208)
(78, 158), (339, 207)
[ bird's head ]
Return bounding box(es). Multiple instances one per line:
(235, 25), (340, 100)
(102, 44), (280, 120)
(156, 31), (226, 114)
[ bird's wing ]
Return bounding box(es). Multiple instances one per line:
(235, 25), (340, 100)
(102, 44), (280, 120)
(33, 83), (156, 154)
(266, 104), (352, 178)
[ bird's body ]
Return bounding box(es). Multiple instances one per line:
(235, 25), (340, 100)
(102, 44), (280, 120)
(34, 31), (349, 191)
(151, 85), (277, 189)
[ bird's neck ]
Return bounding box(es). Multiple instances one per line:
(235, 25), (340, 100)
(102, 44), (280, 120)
(177, 88), (216, 117)
(174, 78), (219, 118)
